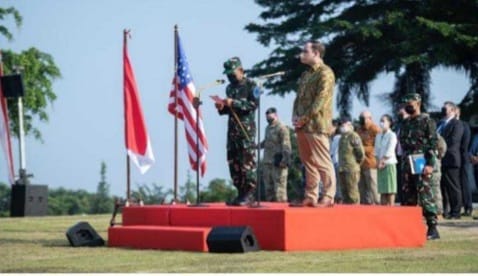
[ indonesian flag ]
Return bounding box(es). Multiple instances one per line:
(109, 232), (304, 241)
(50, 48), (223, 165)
(0, 52), (15, 184)
(168, 33), (208, 176)
(123, 31), (154, 174)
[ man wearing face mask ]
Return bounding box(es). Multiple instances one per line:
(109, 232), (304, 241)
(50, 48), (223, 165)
(338, 117), (365, 204)
(215, 57), (258, 206)
(399, 93), (440, 240)
(258, 107), (291, 202)
(356, 110), (381, 205)
(438, 101), (464, 219)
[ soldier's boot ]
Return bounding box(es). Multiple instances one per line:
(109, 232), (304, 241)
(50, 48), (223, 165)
(226, 189), (244, 206)
(232, 186), (255, 206)
(426, 223), (440, 240)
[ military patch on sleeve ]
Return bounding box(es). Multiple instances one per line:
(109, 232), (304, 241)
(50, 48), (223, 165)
(351, 135), (361, 147)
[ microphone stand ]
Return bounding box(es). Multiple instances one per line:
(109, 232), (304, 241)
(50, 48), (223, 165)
(189, 80), (224, 207)
(250, 80), (265, 208)
(189, 95), (207, 207)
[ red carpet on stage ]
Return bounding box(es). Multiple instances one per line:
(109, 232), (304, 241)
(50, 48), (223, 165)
(108, 202), (426, 252)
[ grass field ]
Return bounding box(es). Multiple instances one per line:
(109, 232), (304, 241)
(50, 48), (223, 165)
(1, 213), (477, 273)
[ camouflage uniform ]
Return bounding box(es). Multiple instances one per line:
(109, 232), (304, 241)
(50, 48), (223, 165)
(260, 115), (291, 202)
(430, 133), (446, 215)
(338, 130), (365, 204)
(399, 99), (438, 229)
(218, 57), (258, 201)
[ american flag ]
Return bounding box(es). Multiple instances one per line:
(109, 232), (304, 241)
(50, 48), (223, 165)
(168, 34), (208, 176)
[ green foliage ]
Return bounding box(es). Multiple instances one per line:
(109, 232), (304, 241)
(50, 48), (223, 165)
(0, 182), (10, 217)
(131, 183), (171, 205)
(2, 49), (61, 140)
(180, 170), (197, 203)
(90, 162), (113, 214)
(246, 0), (478, 117)
(48, 187), (92, 215)
(200, 178), (236, 202)
(0, 6), (22, 41)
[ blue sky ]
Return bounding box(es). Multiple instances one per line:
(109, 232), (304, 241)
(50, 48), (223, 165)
(0, 0), (470, 197)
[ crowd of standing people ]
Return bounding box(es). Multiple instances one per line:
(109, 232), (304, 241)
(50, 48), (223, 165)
(216, 40), (477, 241)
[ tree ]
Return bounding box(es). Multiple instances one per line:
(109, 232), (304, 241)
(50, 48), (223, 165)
(1, 6), (61, 140)
(200, 178), (237, 203)
(0, 7), (22, 41)
(180, 170), (196, 203)
(131, 183), (171, 205)
(90, 162), (113, 214)
(246, 0), (478, 117)
(0, 182), (10, 217)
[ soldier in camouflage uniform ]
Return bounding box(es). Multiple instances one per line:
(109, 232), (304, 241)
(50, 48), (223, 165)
(215, 57), (258, 206)
(431, 133), (447, 216)
(399, 93), (440, 240)
(338, 117), (365, 204)
(259, 107), (291, 202)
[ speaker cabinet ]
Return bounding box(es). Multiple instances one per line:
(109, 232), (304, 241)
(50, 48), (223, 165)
(207, 226), (260, 253)
(66, 221), (105, 247)
(1, 74), (25, 98)
(10, 184), (48, 217)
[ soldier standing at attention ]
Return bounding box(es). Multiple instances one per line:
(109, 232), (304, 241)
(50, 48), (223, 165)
(259, 107), (291, 202)
(338, 117), (365, 204)
(399, 93), (440, 240)
(215, 57), (258, 206)
(292, 41), (336, 207)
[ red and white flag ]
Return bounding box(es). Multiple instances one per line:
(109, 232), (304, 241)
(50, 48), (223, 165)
(168, 34), (208, 176)
(124, 31), (154, 174)
(0, 52), (15, 184)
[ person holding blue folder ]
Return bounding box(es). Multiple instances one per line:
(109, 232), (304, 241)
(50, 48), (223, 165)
(399, 93), (440, 240)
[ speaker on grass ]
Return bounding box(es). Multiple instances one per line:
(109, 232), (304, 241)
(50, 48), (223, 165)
(206, 226), (260, 253)
(1, 74), (25, 98)
(66, 221), (105, 247)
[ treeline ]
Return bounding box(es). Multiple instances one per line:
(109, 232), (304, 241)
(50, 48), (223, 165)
(0, 177), (238, 217)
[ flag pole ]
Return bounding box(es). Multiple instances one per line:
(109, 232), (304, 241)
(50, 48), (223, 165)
(124, 29), (131, 204)
(173, 25), (179, 204)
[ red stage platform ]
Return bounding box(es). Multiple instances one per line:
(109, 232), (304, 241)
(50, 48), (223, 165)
(108, 203), (426, 252)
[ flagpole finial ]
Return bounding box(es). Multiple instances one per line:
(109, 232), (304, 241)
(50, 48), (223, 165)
(124, 29), (131, 40)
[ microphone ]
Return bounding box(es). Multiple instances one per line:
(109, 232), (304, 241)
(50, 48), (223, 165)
(255, 71), (285, 79)
(216, 79), (225, 84)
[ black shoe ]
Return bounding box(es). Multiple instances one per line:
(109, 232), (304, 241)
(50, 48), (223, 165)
(462, 209), (473, 217)
(426, 226), (440, 240)
(444, 214), (461, 220)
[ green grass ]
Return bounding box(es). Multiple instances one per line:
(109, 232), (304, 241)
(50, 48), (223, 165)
(1, 214), (477, 273)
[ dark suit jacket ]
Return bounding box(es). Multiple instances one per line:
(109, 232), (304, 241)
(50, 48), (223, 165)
(442, 118), (464, 168)
(460, 120), (471, 163)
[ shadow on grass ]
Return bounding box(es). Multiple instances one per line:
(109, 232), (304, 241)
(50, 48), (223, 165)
(0, 237), (71, 247)
(438, 220), (478, 228)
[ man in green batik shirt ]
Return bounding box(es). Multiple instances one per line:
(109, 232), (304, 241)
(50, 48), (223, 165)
(399, 93), (440, 240)
(215, 57), (258, 206)
(292, 41), (336, 207)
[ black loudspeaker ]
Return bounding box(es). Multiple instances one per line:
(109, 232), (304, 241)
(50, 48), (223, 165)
(207, 226), (260, 253)
(10, 184), (48, 217)
(66, 221), (105, 247)
(1, 74), (25, 98)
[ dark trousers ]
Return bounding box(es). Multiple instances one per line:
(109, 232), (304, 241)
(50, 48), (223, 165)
(461, 162), (475, 211)
(441, 167), (462, 217)
(396, 159), (404, 203)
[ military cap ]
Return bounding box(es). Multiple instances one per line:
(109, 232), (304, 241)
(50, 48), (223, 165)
(223, 57), (242, 74)
(402, 93), (422, 103)
(265, 107), (277, 114)
(469, 114), (478, 128)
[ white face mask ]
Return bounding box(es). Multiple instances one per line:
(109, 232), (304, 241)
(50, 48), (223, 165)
(339, 126), (348, 134)
(380, 121), (389, 130)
